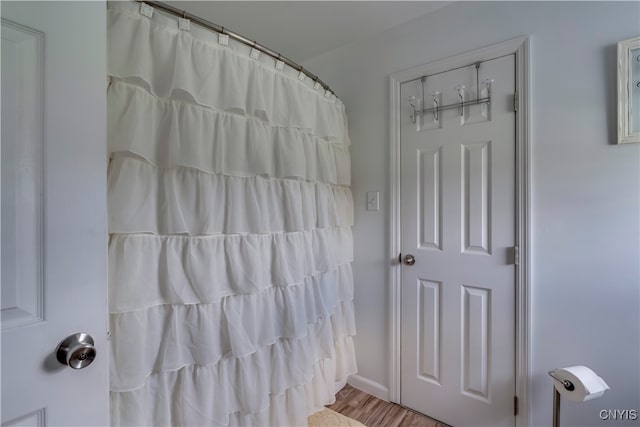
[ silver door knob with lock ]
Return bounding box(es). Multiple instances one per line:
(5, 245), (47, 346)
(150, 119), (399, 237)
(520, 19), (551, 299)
(402, 254), (416, 266)
(56, 333), (96, 369)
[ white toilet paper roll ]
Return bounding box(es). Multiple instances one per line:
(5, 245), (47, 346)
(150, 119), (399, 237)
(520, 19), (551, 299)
(552, 366), (610, 402)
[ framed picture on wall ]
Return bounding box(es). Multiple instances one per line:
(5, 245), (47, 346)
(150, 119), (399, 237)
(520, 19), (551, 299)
(617, 36), (640, 144)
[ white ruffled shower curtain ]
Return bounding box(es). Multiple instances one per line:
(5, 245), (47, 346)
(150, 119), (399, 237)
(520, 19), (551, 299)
(107, 2), (357, 426)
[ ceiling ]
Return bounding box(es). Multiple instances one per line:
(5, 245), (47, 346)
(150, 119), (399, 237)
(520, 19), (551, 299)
(163, 1), (450, 63)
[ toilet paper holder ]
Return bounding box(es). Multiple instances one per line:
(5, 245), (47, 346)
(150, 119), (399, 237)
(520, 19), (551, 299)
(548, 367), (609, 427)
(548, 369), (575, 391)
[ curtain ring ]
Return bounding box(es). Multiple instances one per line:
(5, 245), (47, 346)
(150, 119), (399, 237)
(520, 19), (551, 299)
(182, 10), (186, 19)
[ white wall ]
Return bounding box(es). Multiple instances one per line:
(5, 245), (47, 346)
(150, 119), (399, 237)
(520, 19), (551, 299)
(303, 2), (640, 426)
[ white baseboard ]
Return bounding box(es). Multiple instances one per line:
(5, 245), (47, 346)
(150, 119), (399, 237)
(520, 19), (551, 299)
(347, 374), (389, 402)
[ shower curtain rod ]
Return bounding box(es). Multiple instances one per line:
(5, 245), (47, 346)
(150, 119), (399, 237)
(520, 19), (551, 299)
(136, 1), (335, 96)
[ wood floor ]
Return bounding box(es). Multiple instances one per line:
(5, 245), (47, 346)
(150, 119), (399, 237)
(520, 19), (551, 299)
(327, 385), (450, 427)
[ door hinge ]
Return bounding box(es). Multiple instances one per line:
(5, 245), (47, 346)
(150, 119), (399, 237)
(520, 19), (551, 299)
(513, 92), (519, 112)
(514, 396), (519, 416)
(509, 246), (520, 265)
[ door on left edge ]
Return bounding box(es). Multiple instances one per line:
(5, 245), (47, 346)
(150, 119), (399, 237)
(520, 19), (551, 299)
(1, 2), (108, 425)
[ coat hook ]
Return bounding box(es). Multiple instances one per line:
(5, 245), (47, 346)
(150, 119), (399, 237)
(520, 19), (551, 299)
(455, 85), (466, 116)
(455, 85), (466, 101)
(482, 78), (494, 97)
(475, 62), (481, 100)
(421, 76), (426, 116)
(408, 96), (419, 124)
(431, 91), (440, 122)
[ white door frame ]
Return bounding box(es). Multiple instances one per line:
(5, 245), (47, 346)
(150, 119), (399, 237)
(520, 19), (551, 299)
(388, 36), (531, 426)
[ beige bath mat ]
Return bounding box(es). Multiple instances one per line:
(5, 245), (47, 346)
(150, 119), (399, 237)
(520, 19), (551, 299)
(308, 408), (366, 426)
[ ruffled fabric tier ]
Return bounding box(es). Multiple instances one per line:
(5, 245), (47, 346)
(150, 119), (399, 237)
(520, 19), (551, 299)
(109, 231), (354, 310)
(109, 82), (351, 186)
(109, 155), (353, 234)
(109, 81), (350, 185)
(107, 2), (356, 425)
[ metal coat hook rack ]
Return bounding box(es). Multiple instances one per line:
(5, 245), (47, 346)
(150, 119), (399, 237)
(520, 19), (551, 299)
(409, 62), (492, 123)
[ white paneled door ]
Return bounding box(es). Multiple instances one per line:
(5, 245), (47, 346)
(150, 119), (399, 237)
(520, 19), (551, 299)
(400, 55), (516, 427)
(1, 2), (108, 426)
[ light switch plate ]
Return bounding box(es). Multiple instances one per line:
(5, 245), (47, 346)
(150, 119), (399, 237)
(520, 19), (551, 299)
(366, 191), (379, 211)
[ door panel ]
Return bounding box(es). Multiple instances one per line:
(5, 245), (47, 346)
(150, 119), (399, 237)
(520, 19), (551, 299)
(417, 279), (441, 385)
(400, 55), (515, 427)
(1, 2), (108, 425)
(418, 148), (442, 250)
